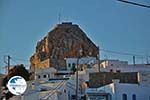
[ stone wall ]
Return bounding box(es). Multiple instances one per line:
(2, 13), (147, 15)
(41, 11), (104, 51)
(89, 72), (138, 88)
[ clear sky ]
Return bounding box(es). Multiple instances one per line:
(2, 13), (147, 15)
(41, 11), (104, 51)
(0, 0), (150, 73)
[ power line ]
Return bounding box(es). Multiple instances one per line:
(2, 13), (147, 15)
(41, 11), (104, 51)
(2, 48), (150, 66)
(41, 80), (66, 100)
(117, 0), (150, 8)
(11, 57), (29, 62)
(100, 48), (150, 57)
(11, 59), (18, 65)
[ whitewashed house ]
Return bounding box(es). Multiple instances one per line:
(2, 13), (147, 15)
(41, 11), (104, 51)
(85, 79), (150, 100)
(99, 59), (150, 86)
(100, 59), (150, 73)
(65, 56), (97, 71)
(34, 67), (57, 81)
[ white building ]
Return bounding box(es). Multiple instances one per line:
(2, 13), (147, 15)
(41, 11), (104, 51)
(65, 56), (97, 71)
(99, 59), (150, 86)
(100, 59), (150, 73)
(34, 67), (57, 81)
(100, 59), (128, 68)
(85, 79), (150, 100)
(65, 71), (89, 100)
(10, 79), (68, 100)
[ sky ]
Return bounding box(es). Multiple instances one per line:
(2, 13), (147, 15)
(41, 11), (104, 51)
(0, 0), (150, 73)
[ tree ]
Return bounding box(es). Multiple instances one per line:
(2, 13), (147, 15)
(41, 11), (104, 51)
(3, 64), (30, 99)
(5, 64), (30, 83)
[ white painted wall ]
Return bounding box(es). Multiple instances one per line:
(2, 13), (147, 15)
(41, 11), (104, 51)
(100, 65), (150, 73)
(34, 67), (57, 81)
(65, 57), (97, 70)
(86, 82), (150, 100)
(100, 60), (128, 68)
(100, 60), (150, 87)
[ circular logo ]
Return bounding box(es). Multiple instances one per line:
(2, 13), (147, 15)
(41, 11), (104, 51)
(7, 76), (27, 95)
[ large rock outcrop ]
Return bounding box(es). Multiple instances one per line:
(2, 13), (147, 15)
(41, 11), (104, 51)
(30, 22), (99, 70)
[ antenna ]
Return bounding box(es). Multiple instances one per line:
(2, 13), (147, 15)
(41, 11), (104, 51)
(58, 12), (61, 24)
(146, 55), (149, 64)
(133, 56), (135, 66)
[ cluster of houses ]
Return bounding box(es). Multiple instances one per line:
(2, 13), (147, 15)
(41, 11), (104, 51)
(1, 56), (150, 100)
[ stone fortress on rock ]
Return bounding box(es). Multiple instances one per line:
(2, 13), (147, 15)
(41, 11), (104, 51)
(30, 22), (99, 71)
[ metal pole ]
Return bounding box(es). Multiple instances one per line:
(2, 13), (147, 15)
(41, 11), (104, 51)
(7, 55), (11, 74)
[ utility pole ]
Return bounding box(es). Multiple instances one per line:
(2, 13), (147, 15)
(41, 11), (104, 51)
(76, 48), (83, 100)
(97, 46), (100, 72)
(133, 56), (135, 66)
(76, 57), (79, 100)
(4, 55), (11, 74)
(8, 55), (11, 74)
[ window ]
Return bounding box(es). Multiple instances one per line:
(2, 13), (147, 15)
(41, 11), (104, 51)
(116, 70), (121, 73)
(72, 63), (76, 72)
(71, 95), (76, 99)
(43, 75), (47, 78)
(111, 64), (113, 66)
(108, 94), (112, 100)
(132, 94), (136, 100)
(48, 74), (50, 78)
(64, 89), (66, 93)
(122, 94), (127, 100)
(72, 63), (76, 68)
(110, 69), (113, 72)
(68, 63), (71, 67)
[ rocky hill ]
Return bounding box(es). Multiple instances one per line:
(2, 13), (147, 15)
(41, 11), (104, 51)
(30, 22), (99, 70)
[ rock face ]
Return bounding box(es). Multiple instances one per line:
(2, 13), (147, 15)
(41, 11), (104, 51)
(30, 22), (99, 70)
